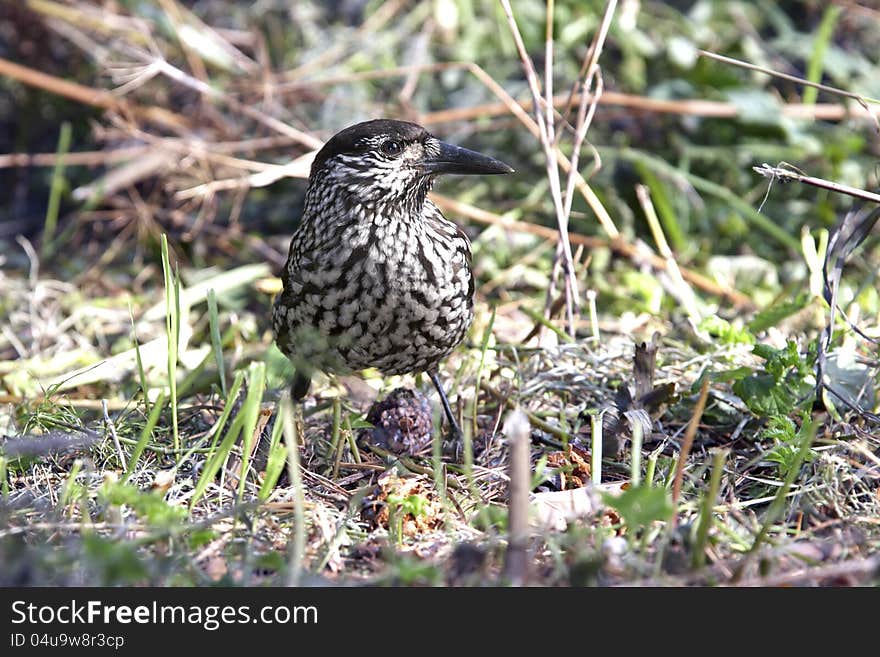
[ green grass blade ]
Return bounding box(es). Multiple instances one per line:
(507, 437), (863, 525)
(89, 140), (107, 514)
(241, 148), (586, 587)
(615, 147), (802, 252)
(329, 397), (343, 479)
(235, 361), (267, 503)
(130, 305), (151, 418)
(160, 234), (181, 452)
(692, 448), (728, 569)
(803, 6), (842, 105)
(42, 121), (72, 259)
(636, 163), (686, 252)
(207, 288), (227, 396)
(734, 420), (816, 580)
(519, 305), (574, 343)
(258, 407), (287, 502)
(470, 306), (496, 445)
(189, 370), (245, 508)
(123, 391), (166, 482)
(0, 456), (7, 501)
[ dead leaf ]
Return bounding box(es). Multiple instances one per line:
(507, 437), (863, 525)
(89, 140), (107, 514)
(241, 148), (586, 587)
(530, 481), (626, 531)
(362, 471), (444, 535)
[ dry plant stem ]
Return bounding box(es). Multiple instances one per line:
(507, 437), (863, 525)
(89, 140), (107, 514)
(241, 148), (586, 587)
(692, 448), (728, 570)
(455, 64), (620, 241)
(542, 1), (571, 334)
(268, 60), (878, 124)
(0, 56), (188, 132)
(563, 74), (603, 223)
(148, 58), (322, 149)
(156, 0), (208, 83)
(422, 89), (880, 124)
(502, 409), (531, 586)
(554, 0), (615, 141)
(591, 411), (604, 484)
(501, 0), (589, 337)
(102, 399), (127, 470)
(671, 377), (711, 526)
(753, 164), (880, 204)
(0, 146), (150, 169)
(546, 73), (604, 332)
(697, 49), (880, 133)
(731, 556), (880, 587)
(699, 49), (879, 119)
(0, 134), (303, 169)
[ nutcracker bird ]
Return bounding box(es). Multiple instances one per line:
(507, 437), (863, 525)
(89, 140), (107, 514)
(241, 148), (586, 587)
(273, 119), (513, 438)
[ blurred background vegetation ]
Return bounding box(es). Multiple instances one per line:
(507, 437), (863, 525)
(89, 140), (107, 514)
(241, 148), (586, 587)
(5, 1), (879, 284)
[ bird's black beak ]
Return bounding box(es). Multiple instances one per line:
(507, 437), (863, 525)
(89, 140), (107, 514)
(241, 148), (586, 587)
(419, 141), (514, 176)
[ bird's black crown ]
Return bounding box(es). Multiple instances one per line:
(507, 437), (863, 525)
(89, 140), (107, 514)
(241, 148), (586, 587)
(311, 119), (430, 175)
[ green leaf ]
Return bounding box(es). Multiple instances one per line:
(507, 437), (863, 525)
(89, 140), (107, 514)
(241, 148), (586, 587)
(100, 482), (187, 528)
(602, 484), (673, 531)
(258, 409), (287, 503)
(699, 315), (755, 345)
(753, 340), (812, 381)
(710, 366), (754, 383)
(761, 414), (816, 478)
(760, 415), (797, 443)
(348, 414), (375, 430)
(732, 374), (797, 415)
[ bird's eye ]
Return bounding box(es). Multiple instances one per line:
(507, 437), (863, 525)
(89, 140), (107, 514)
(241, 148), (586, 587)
(381, 139), (403, 156)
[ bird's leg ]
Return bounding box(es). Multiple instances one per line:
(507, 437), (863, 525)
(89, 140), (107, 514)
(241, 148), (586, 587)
(428, 368), (463, 442)
(291, 370), (312, 402)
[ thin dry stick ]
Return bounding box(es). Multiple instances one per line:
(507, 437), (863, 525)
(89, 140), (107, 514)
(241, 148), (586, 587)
(550, 0), (614, 143)
(671, 377), (711, 526)
(0, 133), (301, 172)
(698, 49), (880, 133)
(753, 164), (880, 205)
(0, 146), (150, 169)
(148, 58), (322, 149)
(500, 0), (600, 337)
(544, 0), (557, 167)
(543, 7), (612, 336)
(731, 556), (880, 587)
(541, 0), (575, 334)
(549, 72), (605, 331)
(0, 56), (188, 132)
(156, 0), (209, 83)
(102, 399), (127, 470)
(264, 59), (878, 123)
(422, 89), (879, 124)
(698, 49), (879, 108)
